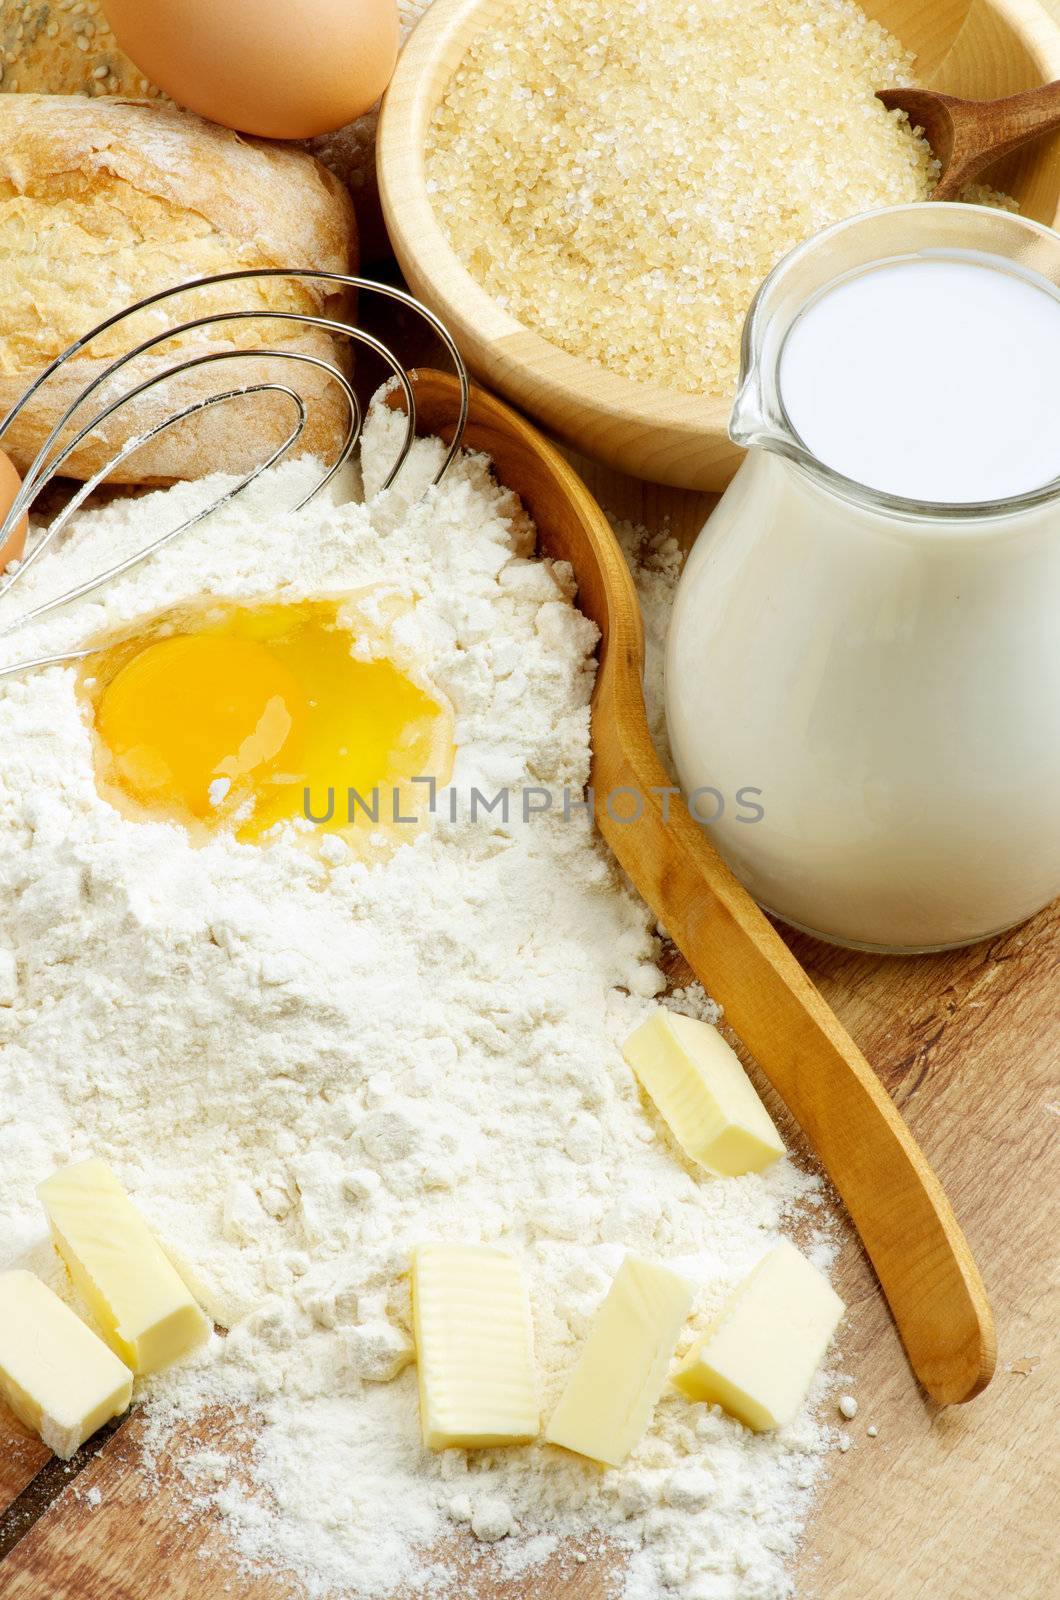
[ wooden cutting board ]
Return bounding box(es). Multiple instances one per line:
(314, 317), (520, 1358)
(1, 444), (1057, 1600)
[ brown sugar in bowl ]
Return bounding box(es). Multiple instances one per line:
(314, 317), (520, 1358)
(377, 0), (1060, 489)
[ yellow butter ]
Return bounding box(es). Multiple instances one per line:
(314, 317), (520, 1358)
(622, 1009), (785, 1176)
(0, 1269), (132, 1460)
(673, 1239), (844, 1430)
(38, 1158), (210, 1376)
(545, 1254), (694, 1467)
(411, 1243), (539, 1451)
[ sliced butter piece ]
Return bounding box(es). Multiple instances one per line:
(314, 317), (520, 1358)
(38, 1158), (210, 1376)
(411, 1243), (539, 1451)
(673, 1239), (843, 1430)
(545, 1254), (694, 1467)
(622, 1009), (785, 1176)
(0, 1269), (132, 1460)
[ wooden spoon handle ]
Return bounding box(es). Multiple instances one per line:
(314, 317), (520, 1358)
(935, 80), (1060, 198)
(973, 80), (1060, 145)
(390, 368), (996, 1408)
(592, 692), (997, 1405)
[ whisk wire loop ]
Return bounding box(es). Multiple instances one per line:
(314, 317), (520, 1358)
(0, 271), (469, 678)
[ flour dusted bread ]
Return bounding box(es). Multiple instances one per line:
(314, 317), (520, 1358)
(0, 96), (358, 482)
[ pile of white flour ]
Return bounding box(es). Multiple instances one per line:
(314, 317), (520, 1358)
(0, 408), (837, 1599)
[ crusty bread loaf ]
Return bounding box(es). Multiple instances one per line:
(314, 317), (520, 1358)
(0, 95), (358, 483)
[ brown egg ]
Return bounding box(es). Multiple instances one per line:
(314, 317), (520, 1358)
(101, 0), (400, 140)
(0, 449), (27, 573)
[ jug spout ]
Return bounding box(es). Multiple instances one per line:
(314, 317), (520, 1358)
(729, 373), (771, 450)
(728, 243), (800, 455)
(729, 371), (792, 454)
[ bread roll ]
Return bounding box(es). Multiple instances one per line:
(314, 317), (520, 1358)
(0, 95), (358, 483)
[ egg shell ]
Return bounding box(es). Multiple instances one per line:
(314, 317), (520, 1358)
(101, 0), (400, 140)
(0, 449), (27, 572)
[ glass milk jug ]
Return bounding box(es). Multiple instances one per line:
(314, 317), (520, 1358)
(665, 205), (1060, 952)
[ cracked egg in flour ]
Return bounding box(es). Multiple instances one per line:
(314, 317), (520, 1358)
(77, 590), (455, 846)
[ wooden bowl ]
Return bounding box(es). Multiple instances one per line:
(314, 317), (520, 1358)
(378, 0), (1060, 489)
(387, 368), (994, 1404)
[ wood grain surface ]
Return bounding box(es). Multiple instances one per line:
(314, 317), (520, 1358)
(787, 908), (1059, 1600)
(0, 1427), (45, 1511)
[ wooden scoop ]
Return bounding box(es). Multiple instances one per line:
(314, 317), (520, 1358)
(877, 81), (1060, 200)
(388, 369), (996, 1407)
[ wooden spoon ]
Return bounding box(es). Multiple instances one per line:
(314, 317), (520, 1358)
(388, 368), (996, 1407)
(877, 81), (1060, 201)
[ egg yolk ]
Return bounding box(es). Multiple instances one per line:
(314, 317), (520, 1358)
(81, 595), (454, 846)
(97, 634), (306, 818)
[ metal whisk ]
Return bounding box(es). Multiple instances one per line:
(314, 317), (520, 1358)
(0, 269), (469, 679)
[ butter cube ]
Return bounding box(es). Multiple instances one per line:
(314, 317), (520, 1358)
(545, 1254), (694, 1467)
(622, 1009), (785, 1176)
(38, 1158), (210, 1376)
(0, 1270), (132, 1460)
(673, 1239), (843, 1430)
(411, 1243), (539, 1450)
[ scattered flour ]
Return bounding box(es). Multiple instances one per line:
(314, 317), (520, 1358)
(0, 404), (837, 1598)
